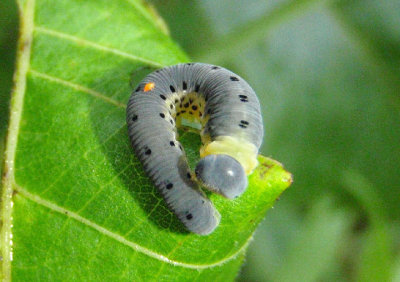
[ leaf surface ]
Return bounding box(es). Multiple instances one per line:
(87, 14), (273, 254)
(1, 0), (291, 280)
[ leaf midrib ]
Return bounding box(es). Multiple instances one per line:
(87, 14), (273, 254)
(1, 0), (35, 280)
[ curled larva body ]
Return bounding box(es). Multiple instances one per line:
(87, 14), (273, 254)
(126, 63), (263, 235)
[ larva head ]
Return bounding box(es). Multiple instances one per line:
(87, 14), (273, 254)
(195, 154), (248, 199)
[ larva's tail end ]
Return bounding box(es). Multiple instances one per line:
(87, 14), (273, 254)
(180, 198), (221, 236)
(193, 207), (221, 236)
(195, 154), (248, 199)
(195, 205), (221, 236)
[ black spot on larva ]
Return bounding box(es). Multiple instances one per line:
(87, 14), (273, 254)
(195, 84), (200, 92)
(177, 112), (180, 116)
(211, 66), (219, 70)
(175, 99), (179, 103)
(189, 111), (193, 115)
(135, 86), (141, 92)
(187, 172), (191, 179)
(186, 63), (193, 66)
(170, 104), (173, 110)
(240, 120), (249, 125)
(230, 76), (239, 81)
(170, 119), (174, 125)
(179, 144), (183, 151)
(189, 98), (193, 104)
(132, 115), (138, 121)
(145, 148), (152, 155)
(166, 183), (173, 190)
(170, 85), (175, 92)
(180, 97), (185, 102)
(184, 102), (189, 108)
(169, 141), (175, 146)
(186, 214), (193, 220)
(192, 105), (198, 110)
(239, 95), (248, 102)
(160, 94), (166, 100)
(239, 124), (248, 129)
(183, 81), (187, 90)
(159, 113), (165, 118)
(199, 112), (203, 117)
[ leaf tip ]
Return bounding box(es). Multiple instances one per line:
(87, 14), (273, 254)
(250, 154), (293, 196)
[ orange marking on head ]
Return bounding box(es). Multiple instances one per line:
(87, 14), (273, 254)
(144, 82), (155, 92)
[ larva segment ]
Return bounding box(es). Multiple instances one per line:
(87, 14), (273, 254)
(127, 63), (263, 234)
(127, 69), (220, 235)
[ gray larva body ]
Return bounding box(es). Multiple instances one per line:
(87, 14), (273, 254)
(126, 63), (263, 235)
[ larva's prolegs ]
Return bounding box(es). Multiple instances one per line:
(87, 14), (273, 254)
(127, 63), (263, 235)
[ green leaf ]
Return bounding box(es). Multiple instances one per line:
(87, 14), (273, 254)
(1, 0), (291, 280)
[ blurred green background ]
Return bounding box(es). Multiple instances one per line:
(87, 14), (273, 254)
(1, 0), (399, 281)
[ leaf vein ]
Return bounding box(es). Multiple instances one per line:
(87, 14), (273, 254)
(34, 26), (164, 68)
(14, 185), (251, 270)
(76, 163), (132, 214)
(29, 69), (126, 109)
(39, 124), (127, 197)
(122, 0), (159, 28)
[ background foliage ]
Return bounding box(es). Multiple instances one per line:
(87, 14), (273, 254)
(1, 0), (400, 281)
